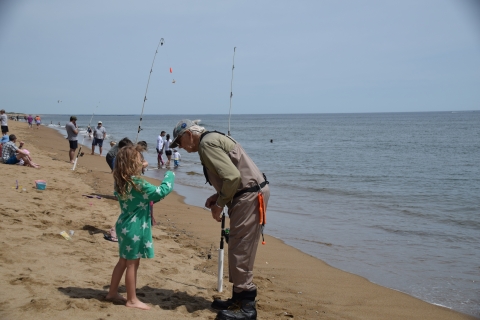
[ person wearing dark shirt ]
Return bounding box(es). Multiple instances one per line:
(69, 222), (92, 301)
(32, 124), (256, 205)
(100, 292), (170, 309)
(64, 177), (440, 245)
(106, 137), (133, 172)
(65, 116), (79, 164)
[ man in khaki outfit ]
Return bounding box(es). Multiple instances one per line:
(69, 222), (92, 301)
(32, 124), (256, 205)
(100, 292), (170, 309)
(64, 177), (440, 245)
(170, 119), (269, 320)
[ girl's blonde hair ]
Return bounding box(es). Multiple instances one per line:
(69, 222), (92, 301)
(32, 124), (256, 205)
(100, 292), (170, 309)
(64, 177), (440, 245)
(113, 146), (143, 197)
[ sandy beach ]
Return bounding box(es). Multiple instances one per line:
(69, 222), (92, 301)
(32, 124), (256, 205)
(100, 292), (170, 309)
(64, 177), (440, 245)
(0, 120), (476, 320)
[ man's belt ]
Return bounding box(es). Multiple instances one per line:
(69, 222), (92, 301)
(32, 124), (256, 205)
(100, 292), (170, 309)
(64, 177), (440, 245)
(234, 179), (269, 199)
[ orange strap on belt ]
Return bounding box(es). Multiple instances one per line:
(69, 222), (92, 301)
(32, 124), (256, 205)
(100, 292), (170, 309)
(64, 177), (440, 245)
(258, 192), (267, 245)
(258, 192), (266, 225)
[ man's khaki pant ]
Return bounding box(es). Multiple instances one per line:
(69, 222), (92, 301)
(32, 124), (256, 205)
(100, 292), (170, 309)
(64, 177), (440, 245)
(228, 186), (270, 293)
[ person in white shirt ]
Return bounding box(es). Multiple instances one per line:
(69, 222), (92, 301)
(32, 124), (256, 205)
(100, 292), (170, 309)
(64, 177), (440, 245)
(91, 121), (107, 155)
(0, 109), (8, 136)
(173, 149), (181, 167)
(156, 130), (166, 168)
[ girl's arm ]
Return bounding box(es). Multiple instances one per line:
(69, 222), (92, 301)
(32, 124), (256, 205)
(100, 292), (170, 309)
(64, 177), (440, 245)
(138, 171), (175, 203)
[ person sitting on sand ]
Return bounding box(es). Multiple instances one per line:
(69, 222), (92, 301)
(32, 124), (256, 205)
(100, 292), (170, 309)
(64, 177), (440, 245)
(1, 134), (39, 168)
(16, 149), (40, 167)
(105, 146), (175, 310)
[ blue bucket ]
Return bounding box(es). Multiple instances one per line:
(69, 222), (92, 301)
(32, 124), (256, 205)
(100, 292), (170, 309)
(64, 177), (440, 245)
(35, 180), (47, 190)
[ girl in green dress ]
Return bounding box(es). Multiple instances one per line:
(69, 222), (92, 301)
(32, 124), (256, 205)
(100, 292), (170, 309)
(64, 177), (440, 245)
(106, 146), (175, 310)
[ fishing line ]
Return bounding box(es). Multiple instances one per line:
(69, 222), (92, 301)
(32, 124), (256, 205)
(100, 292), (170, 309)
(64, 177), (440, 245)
(227, 47), (236, 136)
(72, 104), (99, 171)
(136, 38), (164, 143)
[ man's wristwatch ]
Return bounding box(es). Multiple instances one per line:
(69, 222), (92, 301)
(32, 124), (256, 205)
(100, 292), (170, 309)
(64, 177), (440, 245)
(215, 202), (223, 209)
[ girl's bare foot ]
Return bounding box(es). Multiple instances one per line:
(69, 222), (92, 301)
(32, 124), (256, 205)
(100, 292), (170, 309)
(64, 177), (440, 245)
(105, 293), (127, 302)
(126, 300), (150, 310)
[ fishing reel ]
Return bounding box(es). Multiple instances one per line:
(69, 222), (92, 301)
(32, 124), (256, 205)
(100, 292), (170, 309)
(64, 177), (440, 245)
(222, 228), (230, 244)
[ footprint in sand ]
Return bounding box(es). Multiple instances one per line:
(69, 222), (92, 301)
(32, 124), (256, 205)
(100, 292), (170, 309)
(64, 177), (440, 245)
(159, 267), (179, 275)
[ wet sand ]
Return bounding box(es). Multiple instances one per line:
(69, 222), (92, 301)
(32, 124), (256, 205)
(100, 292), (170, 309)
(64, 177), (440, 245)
(0, 120), (476, 320)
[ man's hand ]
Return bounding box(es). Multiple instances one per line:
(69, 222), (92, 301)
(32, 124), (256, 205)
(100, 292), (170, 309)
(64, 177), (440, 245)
(211, 203), (223, 222)
(205, 193), (219, 208)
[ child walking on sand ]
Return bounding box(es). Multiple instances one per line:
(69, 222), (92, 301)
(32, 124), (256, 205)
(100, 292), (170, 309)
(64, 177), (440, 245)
(105, 145), (175, 310)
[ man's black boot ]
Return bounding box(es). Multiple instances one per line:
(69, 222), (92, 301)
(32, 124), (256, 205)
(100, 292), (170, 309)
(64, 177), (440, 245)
(211, 289), (241, 311)
(215, 290), (257, 320)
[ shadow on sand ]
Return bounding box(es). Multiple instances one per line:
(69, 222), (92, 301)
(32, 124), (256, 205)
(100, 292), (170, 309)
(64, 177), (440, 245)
(82, 224), (107, 236)
(58, 285), (213, 313)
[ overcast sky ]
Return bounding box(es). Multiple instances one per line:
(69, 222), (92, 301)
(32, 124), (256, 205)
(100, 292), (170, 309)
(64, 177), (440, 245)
(0, 0), (479, 115)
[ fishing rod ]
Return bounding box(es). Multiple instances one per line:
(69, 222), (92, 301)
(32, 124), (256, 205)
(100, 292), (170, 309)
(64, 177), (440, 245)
(218, 47), (236, 293)
(72, 105), (98, 171)
(136, 38), (164, 143)
(217, 209), (226, 292)
(227, 47), (236, 136)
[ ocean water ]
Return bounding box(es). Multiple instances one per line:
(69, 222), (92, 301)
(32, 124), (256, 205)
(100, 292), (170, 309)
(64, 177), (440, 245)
(40, 112), (480, 317)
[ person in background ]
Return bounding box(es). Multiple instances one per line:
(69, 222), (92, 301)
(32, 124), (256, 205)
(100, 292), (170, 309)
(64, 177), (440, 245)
(91, 121), (107, 155)
(27, 115), (33, 129)
(16, 149), (39, 167)
(106, 137), (133, 172)
(35, 115), (41, 129)
(172, 149), (181, 168)
(1, 109), (8, 136)
(137, 141), (149, 174)
(87, 126), (92, 138)
(0, 135), (9, 159)
(164, 133), (173, 167)
(169, 119), (269, 320)
(66, 116), (79, 164)
(105, 146), (175, 310)
(156, 130), (166, 168)
(1, 134), (39, 168)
